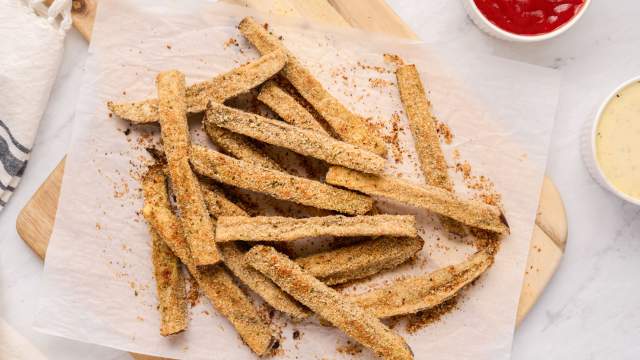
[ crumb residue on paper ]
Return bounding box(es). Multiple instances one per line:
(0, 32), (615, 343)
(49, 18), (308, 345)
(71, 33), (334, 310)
(381, 112), (404, 163)
(224, 37), (239, 48)
(436, 121), (454, 145)
(337, 340), (364, 356)
(369, 78), (392, 88)
(383, 53), (404, 66)
(455, 160), (502, 207)
(406, 297), (458, 334)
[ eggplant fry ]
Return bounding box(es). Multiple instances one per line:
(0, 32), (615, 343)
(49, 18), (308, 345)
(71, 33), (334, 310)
(238, 17), (386, 157)
(142, 166), (187, 336)
(245, 245), (414, 360)
(215, 215), (417, 242)
(295, 236), (424, 286)
(190, 145), (373, 215)
(257, 80), (328, 134)
(325, 166), (509, 234)
(201, 183), (310, 320)
(107, 51), (286, 122)
(205, 103), (385, 174)
(156, 70), (219, 265)
(396, 64), (465, 235)
(143, 205), (276, 356)
(203, 120), (283, 172)
(352, 249), (493, 318)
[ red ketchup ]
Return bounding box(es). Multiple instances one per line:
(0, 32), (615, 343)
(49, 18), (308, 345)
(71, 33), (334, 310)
(473, 0), (585, 35)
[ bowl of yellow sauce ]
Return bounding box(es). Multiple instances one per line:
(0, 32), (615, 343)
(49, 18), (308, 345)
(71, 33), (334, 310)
(584, 77), (640, 205)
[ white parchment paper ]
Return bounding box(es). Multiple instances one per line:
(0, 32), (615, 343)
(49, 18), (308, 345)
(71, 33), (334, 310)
(34, 1), (561, 359)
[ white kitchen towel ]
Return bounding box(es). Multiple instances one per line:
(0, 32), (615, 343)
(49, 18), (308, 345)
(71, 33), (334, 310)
(0, 0), (71, 210)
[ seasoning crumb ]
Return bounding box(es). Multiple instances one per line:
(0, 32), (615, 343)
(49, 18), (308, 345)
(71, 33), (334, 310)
(336, 340), (364, 355)
(369, 78), (392, 88)
(381, 112), (404, 163)
(436, 121), (454, 144)
(186, 275), (200, 307)
(383, 53), (404, 66)
(166, 44), (172, 50)
(224, 37), (239, 48)
(406, 297), (458, 333)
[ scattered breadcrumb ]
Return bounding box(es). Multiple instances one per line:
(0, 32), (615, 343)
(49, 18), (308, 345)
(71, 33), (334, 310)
(383, 53), (405, 66)
(406, 297), (459, 334)
(436, 121), (454, 145)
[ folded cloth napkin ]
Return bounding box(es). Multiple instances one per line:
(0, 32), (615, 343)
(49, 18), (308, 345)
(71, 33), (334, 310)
(0, 0), (71, 210)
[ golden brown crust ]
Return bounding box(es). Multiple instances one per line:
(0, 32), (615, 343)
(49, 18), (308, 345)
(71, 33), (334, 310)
(325, 166), (509, 234)
(190, 145), (373, 215)
(396, 64), (452, 191)
(143, 205), (276, 355)
(206, 103), (385, 174)
(396, 64), (466, 235)
(238, 17), (387, 157)
(215, 215), (417, 242)
(295, 236), (424, 286)
(352, 249), (493, 318)
(245, 245), (414, 360)
(203, 120), (283, 171)
(218, 243), (310, 321)
(142, 166), (188, 336)
(201, 183), (247, 217)
(108, 51), (286, 123)
(157, 70), (220, 265)
(257, 80), (328, 134)
(201, 185), (311, 320)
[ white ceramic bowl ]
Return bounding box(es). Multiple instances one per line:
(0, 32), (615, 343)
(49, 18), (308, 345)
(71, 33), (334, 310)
(462, 0), (591, 42)
(581, 76), (640, 206)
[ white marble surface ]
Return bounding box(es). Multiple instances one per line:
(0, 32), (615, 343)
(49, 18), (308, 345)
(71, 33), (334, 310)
(1, 1), (639, 359)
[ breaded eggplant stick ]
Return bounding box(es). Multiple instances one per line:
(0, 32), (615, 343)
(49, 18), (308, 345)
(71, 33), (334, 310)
(245, 245), (414, 360)
(295, 236), (424, 286)
(215, 215), (417, 242)
(238, 17), (387, 157)
(107, 51), (286, 123)
(326, 167), (509, 234)
(205, 103), (385, 174)
(218, 244), (310, 321)
(257, 80), (328, 134)
(201, 183), (247, 217)
(143, 205), (276, 355)
(201, 185), (310, 321)
(156, 71), (219, 265)
(142, 165), (187, 336)
(351, 248), (493, 318)
(203, 120), (283, 171)
(190, 145), (373, 215)
(396, 64), (465, 235)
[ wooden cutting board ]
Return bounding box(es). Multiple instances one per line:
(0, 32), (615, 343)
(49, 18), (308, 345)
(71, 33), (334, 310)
(17, 1), (567, 358)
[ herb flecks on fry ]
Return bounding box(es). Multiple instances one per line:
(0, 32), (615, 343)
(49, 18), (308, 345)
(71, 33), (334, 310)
(296, 236), (424, 286)
(396, 64), (466, 235)
(107, 51), (286, 122)
(190, 145), (373, 215)
(141, 166), (187, 336)
(239, 17), (387, 157)
(206, 103), (385, 174)
(156, 70), (219, 265)
(215, 215), (417, 242)
(326, 166), (509, 234)
(245, 245), (414, 360)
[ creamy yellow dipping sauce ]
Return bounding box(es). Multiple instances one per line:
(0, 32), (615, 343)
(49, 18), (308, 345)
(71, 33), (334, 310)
(596, 80), (640, 200)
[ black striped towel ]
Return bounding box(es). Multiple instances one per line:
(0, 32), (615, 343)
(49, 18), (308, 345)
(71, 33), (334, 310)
(0, 0), (71, 211)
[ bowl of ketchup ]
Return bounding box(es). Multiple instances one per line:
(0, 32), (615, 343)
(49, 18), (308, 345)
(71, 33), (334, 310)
(463, 0), (590, 42)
